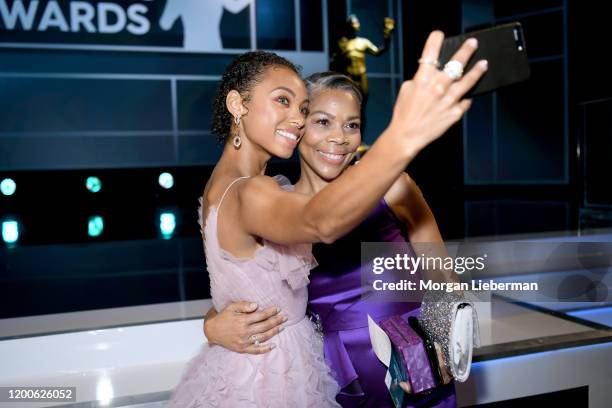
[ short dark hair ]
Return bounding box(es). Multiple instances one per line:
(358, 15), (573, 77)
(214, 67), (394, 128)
(304, 71), (363, 107)
(211, 51), (301, 144)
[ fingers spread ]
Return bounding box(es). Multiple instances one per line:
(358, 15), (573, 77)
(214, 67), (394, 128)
(419, 30), (444, 63)
(437, 38), (478, 88)
(447, 60), (488, 100)
(415, 30), (445, 81)
(448, 37), (479, 68)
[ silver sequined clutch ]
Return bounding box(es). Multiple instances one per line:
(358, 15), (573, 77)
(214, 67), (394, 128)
(420, 290), (481, 382)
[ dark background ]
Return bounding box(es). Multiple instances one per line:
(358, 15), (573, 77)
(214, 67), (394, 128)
(400, 0), (611, 239)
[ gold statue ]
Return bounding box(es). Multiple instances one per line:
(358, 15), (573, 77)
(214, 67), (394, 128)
(332, 15), (395, 97)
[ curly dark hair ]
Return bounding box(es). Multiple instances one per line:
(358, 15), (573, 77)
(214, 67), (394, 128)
(211, 51), (301, 144)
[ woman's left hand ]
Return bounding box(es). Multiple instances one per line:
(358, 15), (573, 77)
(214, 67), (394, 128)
(398, 342), (452, 393)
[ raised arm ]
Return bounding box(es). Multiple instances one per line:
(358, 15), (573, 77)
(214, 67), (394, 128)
(238, 128), (412, 245)
(238, 32), (487, 245)
(367, 17), (394, 56)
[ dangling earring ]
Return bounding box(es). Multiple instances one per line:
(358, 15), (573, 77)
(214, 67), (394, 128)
(232, 115), (242, 149)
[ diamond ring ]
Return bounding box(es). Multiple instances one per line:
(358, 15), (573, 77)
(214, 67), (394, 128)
(443, 60), (464, 80)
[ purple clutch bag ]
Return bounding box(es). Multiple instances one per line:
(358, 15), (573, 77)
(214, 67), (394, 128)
(379, 315), (438, 394)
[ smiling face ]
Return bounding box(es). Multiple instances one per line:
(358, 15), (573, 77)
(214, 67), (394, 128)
(239, 66), (309, 159)
(299, 88), (362, 181)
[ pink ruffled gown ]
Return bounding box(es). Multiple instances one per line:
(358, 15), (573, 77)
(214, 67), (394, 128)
(167, 177), (340, 407)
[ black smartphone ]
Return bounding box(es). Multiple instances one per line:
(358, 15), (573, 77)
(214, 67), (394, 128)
(439, 22), (530, 96)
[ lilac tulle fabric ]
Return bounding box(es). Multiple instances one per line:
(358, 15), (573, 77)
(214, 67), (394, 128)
(308, 198), (457, 408)
(167, 178), (340, 408)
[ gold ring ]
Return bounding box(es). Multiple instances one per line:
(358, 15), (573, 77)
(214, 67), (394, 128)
(418, 58), (440, 68)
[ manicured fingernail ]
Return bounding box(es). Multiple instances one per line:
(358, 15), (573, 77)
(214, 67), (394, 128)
(279, 326), (285, 332)
(250, 303), (258, 309)
(276, 307), (282, 314)
(282, 316), (288, 322)
(479, 60), (488, 69)
(467, 38), (478, 48)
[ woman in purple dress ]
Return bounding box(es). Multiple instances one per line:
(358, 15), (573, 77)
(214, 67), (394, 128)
(202, 71), (460, 407)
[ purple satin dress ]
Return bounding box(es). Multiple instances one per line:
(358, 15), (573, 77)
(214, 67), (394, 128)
(308, 199), (457, 408)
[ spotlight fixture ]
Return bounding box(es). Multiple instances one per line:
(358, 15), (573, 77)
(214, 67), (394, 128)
(2, 220), (19, 244)
(158, 172), (174, 189)
(160, 212), (176, 238)
(88, 216), (104, 237)
(0, 178), (16, 196)
(86, 176), (102, 193)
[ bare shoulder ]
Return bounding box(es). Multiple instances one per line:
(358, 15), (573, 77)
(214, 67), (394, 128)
(236, 175), (289, 208)
(238, 175), (282, 196)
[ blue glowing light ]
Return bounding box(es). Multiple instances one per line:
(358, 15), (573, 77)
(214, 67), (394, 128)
(0, 178), (16, 196)
(158, 172), (174, 189)
(86, 177), (102, 193)
(160, 213), (176, 237)
(88, 216), (104, 237)
(2, 220), (19, 244)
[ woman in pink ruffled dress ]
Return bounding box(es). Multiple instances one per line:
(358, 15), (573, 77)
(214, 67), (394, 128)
(168, 32), (486, 407)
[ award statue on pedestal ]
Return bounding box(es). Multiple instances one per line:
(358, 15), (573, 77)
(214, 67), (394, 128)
(332, 15), (395, 99)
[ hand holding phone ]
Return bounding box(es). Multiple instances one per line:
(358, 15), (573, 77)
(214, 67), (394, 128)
(439, 22), (530, 96)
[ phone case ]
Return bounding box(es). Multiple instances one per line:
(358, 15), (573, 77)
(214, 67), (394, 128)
(439, 22), (530, 96)
(379, 315), (439, 395)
